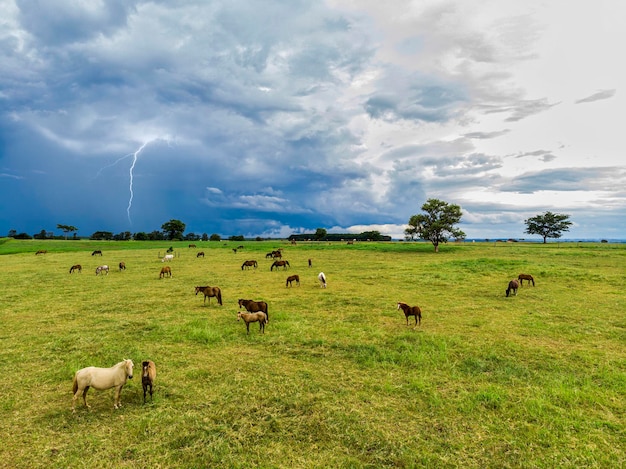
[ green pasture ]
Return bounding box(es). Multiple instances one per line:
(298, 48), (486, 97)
(0, 239), (624, 468)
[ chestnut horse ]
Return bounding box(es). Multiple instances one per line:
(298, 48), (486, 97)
(241, 260), (258, 270)
(397, 302), (421, 326)
(141, 360), (156, 403)
(271, 260), (290, 271)
(518, 273), (535, 286)
(195, 285), (223, 305)
(72, 359), (134, 411)
(69, 264), (82, 274)
(286, 274), (300, 287)
(160, 266), (172, 278)
(238, 298), (269, 322)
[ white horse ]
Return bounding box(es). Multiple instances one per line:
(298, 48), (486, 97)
(318, 272), (327, 288)
(72, 359), (134, 411)
(95, 265), (109, 275)
(162, 254), (174, 262)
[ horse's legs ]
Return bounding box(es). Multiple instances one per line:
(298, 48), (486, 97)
(114, 385), (123, 409)
(81, 386), (90, 408)
(246, 323), (250, 334)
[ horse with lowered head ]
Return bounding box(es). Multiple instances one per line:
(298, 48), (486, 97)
(506, 279), (519, 297)
(95, 265), (109, 275)
(286, 274), (300, 287)
(72, 359), (134, 411)
(241, 260), (258, 270)
(238, 298), (269, 322)
(195, 285), (223, 305)
(160, 266), (172, 278)
(69, 264), (82, 274)
(271, 260), (290, 271)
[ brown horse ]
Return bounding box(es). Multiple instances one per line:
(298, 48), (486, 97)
(518, 273), (535, 286)
(195, 285), (223, 305)
(91, 250), (102, 256)
(286, 275), (300, 287)
(238, 298), (269, 322)
(271, 260), (290, 271)
(241, 260), (258, 270)
(506, 279), (519, 297)
(188, 244), (196, 248)
(35, 250), (47, 255)
(119, 262), (126, 271)
(141, 360), (156, 403)
(69, 264), (82, 274)
(196, 251), (205, 258)
(160, 266), (172, 278)
(397, 302), (422, 326)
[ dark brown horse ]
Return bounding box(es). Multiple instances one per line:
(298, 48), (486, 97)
(241, 260), (258, 270)
(188, 244), (196, 248)
(92, 250), (103, 256)
(195, 286), (223, 305)
(286, 274), (300, 287)
(119, 262), (126, 271)
(518, 273), (535, 286)
(196, 252), (205, 258)
(238, 298), (269, 322)
(397, 302), (422, 326)
(160, 266), (172, 278)
(141, 360), (156, 403)
(506, 279), (519, 297)
(69, 264), (82, 274)
(35, 250), (47, 255)
(271, 260), (290, 271)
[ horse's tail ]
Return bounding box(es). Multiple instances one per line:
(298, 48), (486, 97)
(217, 289), (223, 306)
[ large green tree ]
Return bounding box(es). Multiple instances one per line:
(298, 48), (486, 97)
(524, 211), (572, 243)
(405, 198), (465, 252)
(57, 224), (78, 240)
(161, 219), (186, 240)
(314, 228), (327, 241)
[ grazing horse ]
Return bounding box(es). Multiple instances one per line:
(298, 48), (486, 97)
(397, 302), (422, 327)
(72, 359), (134, 411)
(95, 265), (109, 275)
(162, 254), (174, 262)
(141, 360), (156, 403)
(318, 272), (327, 288)
(518, 273), (535, 286)
(119, 262), (126, 271)
(91, 250), (102, 256)
(237, 311), (267, 334)
(35, 250), (47, 255)
(506, 279), (519, 297)
(195, 285), (223, 305)
(238, 298), (269, 322)
(196, 251), (205, 258)
(286, 274), (300, 287)
(188, 244), (196, 248)
(160, 266), (172, 278)
(69, 264), (82, 274)
(271, 260), (290, 271)
(241, 260), (258, 270)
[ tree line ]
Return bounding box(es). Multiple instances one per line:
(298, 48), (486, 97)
(5, 201), (573, 248)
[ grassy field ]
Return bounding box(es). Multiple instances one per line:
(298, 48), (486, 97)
(0, 238), (624, 468)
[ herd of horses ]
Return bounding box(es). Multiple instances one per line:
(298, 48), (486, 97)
(59, 245), (535, 411)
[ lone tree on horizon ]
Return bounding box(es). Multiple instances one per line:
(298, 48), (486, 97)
(405, 198), (465, 252)
(161, 219), (186, 240)
(56, 224), (78, 240)
(524, 211), (572, 243)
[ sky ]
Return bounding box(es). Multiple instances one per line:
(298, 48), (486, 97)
(1, 0), (625, 240)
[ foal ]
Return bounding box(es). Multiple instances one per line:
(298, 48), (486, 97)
(141, 360), (156, 403)
(237, 311), (267, 334)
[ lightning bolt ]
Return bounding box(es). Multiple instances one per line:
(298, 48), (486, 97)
(126, 141), (150, 225)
